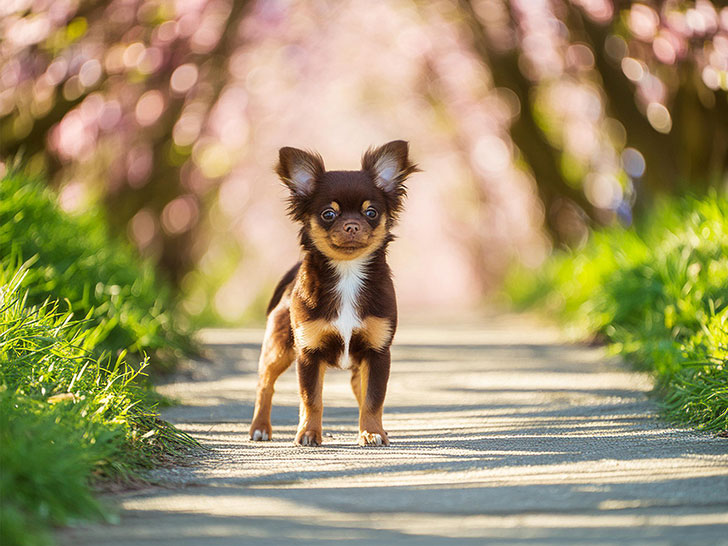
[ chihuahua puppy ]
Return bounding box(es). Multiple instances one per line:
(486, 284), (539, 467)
(249, 141), (418, 447)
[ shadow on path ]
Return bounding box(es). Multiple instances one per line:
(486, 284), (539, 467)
(62, 322), (728, 545)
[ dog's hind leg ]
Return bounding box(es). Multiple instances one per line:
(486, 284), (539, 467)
(250, 306), (294, 441)
(350, 364), (363, 406)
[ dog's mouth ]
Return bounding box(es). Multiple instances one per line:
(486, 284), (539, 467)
(331, 240), (368, 251)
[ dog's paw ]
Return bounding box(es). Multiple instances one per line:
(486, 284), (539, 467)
(250, 429), (270, 441)
(294, 430), (322, 447)
(358, 430), (389, 447)
(249, 422), (272, 442)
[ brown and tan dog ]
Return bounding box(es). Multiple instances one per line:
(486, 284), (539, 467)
(249, 141), (418, 447)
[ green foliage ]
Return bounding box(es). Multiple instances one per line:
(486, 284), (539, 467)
(0, 171), (198, 545)
(506, 194), (728, 432)
(0, 170), (193, 372)
(0, 270), (198, 546)
(0, 394), (114, 546)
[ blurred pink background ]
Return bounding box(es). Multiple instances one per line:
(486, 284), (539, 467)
(3, 0), (726, 323)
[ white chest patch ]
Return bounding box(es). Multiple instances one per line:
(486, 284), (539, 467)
(332, 257), (369, 368)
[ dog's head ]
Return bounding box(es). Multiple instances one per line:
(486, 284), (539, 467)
(276, 140), (418, 261)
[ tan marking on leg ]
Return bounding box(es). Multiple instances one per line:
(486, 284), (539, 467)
(250, 348), (293, 440)
(350, 365), (362, 405)
(359, 359), (369, 413)
(357, 316), (393, 351)
(250, 311), (294, 440)
(293, 318), (335, 350)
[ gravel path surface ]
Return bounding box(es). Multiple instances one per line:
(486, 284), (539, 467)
(62, 316), (728, 545)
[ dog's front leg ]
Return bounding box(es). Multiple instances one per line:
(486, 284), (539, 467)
(294, 351), (326, 446)
(357, 348), (391, 446)
(250, 307), (295, 441)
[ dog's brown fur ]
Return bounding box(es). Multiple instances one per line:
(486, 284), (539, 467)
(249, 141), (418, 447)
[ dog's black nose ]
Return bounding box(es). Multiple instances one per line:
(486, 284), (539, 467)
(344, 222), (360, 234)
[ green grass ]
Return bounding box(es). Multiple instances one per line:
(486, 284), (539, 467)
(0, 269), (199, 546)
(0, 171), (200, 546)
(505, 194), (728, 432)
(0, 170), (193, 372)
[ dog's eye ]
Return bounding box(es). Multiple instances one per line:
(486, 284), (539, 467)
(364, 207), (378, 219)
(321, 208), (337, 221)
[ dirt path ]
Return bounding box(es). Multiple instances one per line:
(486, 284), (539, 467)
(62, 316), (728, 545)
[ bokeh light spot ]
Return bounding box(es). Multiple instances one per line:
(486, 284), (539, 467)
(129, 208), (157, 249)
(127, 147), (153, 188)
(8, 12), (51, 48)
(156, 20), (178, 42)
(135, 90), (165, 126)
(585, 173), (623, 209)
(137, 47), (163, 75)
(45, 59), (68, 85)
(173, 113), (203, 146)
(574, 0), (613, 23)
(193, 141), (233, 179)
(98, 100), (122, 131)
(701, 66), (721, 90)
(604, 118), (627, 149)
(622, 147), (646, 178)
(78, 59), (102, 88)
(13, 114), (33, 139)
(0, 89), (14, 117)
(161, 195), (199, 235)
(646, 102), (672, 133)
(653, 36), (676, 64)
(566, 44), (595, 70)
(686, 8), (708, 35)
(171, 63), (199, 94)
(59, 181), (85, 212)
(104, 44), (126, 73)
(62, 75), (83, 101)
(123, 42), (145, 69)
(628, 4), (659, 41)
(621, 57), (644, 81)
(604, 34), (627, 61)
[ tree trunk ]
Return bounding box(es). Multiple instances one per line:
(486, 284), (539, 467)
(459, 0), (597, 244)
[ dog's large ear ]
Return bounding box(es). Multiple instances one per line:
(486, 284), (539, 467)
(276, 147), (325, 196)
(361, 140), (418, 195)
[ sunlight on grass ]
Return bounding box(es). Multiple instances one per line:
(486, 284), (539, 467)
(0, 170), (194, 372)
(0, 170), (201, 546)
(0, 267), (199, 545)
(506, 195), (728, 432)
